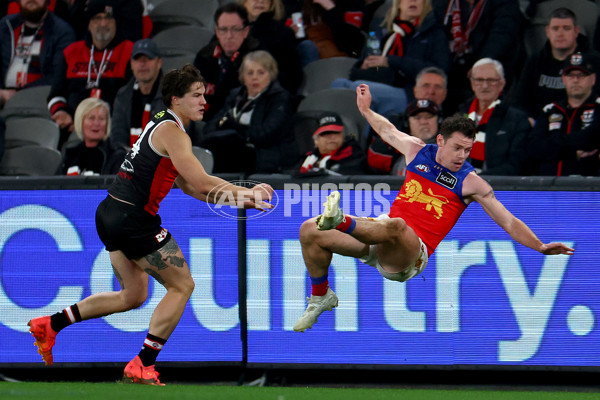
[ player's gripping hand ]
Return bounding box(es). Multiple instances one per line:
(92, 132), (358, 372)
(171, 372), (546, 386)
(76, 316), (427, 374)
(240, 183), (274, 211)
(540, 242), (574, 256)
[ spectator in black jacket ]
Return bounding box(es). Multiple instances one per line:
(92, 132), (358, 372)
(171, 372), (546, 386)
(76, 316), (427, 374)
(509, 7), (600, 124)
(240, 0), (302, 95)
(527, 52), (600, 176)
(60, 97), (127, 175)
(0, 0), (75, 107)
(202, 50), (296, 174)
(296, 111), (366, 176)
(111, 38), (163, 150)
(459, 58), (530, 176)
(194, 3), (263, 121)
(332, 0), (450, 121)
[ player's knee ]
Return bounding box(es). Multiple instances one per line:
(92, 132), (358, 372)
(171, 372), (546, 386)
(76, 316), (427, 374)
(174, 276), (195, 299)
(299, 218), (318, 243)
(121, 288), (148, 310)
(383, 218), (408, 239)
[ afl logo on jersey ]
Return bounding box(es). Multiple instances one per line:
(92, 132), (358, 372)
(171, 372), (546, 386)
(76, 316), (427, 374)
(436, 171), (457, 189)
(415, 164), (430, 173)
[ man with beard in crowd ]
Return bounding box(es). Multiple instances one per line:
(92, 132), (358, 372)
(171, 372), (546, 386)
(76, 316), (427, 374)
(48, 0), (132, 146)
(0, 0), (75, 108)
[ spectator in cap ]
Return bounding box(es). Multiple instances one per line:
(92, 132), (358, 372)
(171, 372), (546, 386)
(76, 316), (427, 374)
(202, 50), (296, 174)
(367, 98), (441, 175)
(111, 38), (163, 150)
(0, 0), (75, 108)
(68, 0), (144, 42)
(47, 0), (133, 147)
(458, 58), (530, 175)
(527, 52), (600, 176)
(295, 111), (366, 176)
(509, 7), (600, 125)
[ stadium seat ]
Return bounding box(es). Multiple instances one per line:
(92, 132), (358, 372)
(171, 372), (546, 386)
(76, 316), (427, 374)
(4, 117), (60, 149)
(145, 0), (170, 13)
(0, 85), (51, 120)
(297, 88), (367, 149)
(149, 0), (218, 34)
(523, 0), (599, 57)
(290, 111), (321, 157)
(192, 146), (214, 174)
(0, 145), (62, 176)
(153, 25), (214, 57)
(161, 55), (196, 73)
(298, 57), (357, 97)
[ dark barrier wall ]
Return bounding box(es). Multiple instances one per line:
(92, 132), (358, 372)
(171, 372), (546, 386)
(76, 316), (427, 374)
(0, 176), (599, 368)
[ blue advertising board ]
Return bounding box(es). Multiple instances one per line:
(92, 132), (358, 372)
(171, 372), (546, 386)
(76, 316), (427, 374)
(0, 188), (598, 366)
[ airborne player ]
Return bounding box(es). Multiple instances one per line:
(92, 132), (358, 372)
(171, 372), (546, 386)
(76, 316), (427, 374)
(293, 84), (574, 333)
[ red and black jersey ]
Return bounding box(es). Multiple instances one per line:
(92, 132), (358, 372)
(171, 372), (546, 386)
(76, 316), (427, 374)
(109, 109), (182, 216)
(48, 34), (133, 115)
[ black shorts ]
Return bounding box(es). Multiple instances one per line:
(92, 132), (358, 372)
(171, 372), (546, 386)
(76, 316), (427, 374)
(95, 195), (172, 260)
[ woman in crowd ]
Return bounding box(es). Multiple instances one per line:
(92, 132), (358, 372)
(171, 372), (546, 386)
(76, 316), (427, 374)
(239, 0), (302, 94)
(202, 50), (296, 174)
(60, 97), (127, 175)
(332, 0), (450, 118)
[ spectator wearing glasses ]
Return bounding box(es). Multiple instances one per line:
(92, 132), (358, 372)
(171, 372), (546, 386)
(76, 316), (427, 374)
(527, 52), (600, 176)
(458, 58), (530, 176)
(194, 3), (263, 121)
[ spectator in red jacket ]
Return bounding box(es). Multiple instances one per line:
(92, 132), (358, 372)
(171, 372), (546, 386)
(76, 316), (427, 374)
(47, 0), (133, 146)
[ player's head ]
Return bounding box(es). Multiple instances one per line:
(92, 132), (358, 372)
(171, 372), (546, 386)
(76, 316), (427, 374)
(162, 64), (206, 108)
(162, 64), (207, 121)
(438, 114), (476, 141)
(436, 114), (476, 172)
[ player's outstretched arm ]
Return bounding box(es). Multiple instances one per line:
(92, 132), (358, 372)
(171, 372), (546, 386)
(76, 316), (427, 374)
(467, 174), (574, 256)
(156, 123), (274, 210)
(355, 84), (423, 159)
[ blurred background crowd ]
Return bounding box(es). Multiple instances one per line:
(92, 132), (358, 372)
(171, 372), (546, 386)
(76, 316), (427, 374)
(0, 0), (599, 178)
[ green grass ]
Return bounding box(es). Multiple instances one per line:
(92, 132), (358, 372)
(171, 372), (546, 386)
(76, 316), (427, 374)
(0, 382), (598, 400)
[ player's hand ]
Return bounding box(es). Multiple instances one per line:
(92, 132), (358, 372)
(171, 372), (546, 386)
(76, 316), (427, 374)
(540, 242), (574, 255)
(240, 183), (274, 211)
(356, 84), (372, 114)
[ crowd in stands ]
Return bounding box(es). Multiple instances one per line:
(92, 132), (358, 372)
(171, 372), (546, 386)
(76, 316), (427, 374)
(0, 0), (599, 177)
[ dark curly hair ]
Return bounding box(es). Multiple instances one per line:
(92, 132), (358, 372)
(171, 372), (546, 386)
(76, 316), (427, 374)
(161, 64), (206, 108)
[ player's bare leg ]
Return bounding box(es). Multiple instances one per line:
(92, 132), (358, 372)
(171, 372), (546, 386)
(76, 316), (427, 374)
(294, 191), (422, 332)
(121, 236), (194, 385)
(27, 250), (149, 366)
(133, 237), (195, 340)
(76, 252), (150, 319)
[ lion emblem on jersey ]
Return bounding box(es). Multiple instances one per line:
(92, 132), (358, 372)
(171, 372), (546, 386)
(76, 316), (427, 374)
(397, 179), (449, 219)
